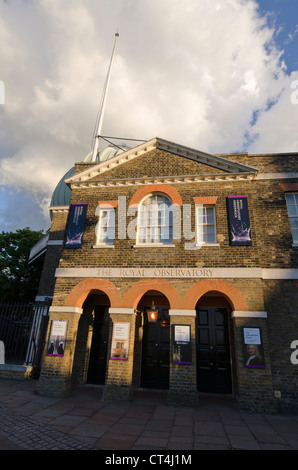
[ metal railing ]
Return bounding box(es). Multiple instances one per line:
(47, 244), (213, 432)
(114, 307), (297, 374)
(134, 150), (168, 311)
(0, 301), (50, 372)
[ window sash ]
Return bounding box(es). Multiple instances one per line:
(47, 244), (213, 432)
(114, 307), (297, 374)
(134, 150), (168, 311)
(196, 205), (217, 245)
(96, 208), (115, 245)
(286, 193), (298, 243)
(138, 195), (173, 244)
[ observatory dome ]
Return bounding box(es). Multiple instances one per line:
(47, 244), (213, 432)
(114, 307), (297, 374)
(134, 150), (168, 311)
(49, 146), (124, 217)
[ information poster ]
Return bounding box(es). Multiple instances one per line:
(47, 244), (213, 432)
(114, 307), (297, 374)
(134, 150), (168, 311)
(243, 327), (265, 368)
(110, 322), (130, 361)
(172, 325), (192, 364)
(65, 203), (88, 248)
(46, 320), (68, 357)
(227, 196), (252, 246)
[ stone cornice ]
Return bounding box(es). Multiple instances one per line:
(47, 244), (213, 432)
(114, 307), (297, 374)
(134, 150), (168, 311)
(65, 172), (298, 190)
(49, 206), (69, 212)
(69, 172), (256, 190)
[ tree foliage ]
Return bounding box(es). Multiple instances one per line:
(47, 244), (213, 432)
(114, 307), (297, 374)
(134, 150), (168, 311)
(0, 228), (44, 302)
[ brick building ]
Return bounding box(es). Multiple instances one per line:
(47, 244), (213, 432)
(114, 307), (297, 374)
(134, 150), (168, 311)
(35, 137), (298, 413)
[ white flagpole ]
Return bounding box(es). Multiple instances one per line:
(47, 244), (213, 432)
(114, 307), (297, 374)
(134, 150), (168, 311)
(91, 32), (119, 162)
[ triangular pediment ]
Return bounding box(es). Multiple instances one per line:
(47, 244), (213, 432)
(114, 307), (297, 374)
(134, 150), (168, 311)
(65, 137), (258, 187)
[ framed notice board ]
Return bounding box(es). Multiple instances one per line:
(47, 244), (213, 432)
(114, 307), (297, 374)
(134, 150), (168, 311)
(172, 325), (192, 364)
(243, 327), (265, 368)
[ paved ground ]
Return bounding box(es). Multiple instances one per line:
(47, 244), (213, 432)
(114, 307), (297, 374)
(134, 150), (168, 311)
(0, 378), (297, 451)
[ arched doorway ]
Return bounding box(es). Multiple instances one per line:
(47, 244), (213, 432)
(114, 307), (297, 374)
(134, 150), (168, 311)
(134, 291), (170, 390)
(195, 292), (233, 394)
(72, 292), (110, 385)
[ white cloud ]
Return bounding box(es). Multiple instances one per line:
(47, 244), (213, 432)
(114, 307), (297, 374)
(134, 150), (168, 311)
(0, 0), (297, 231)
(248, 71), (298, 153)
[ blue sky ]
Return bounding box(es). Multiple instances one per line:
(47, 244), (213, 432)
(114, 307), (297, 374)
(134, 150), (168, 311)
(257, 0), (298, 73)
(0, 0), (297, 233)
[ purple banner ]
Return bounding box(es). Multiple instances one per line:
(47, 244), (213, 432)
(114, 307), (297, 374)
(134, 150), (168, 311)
(65, 203), (88, 248)
(227, 196), (252, 246)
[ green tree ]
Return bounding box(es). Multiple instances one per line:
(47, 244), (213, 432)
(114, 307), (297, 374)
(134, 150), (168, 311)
(0, 228), (44, 302)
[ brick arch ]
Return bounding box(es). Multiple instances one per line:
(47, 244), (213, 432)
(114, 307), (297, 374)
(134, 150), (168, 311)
(129, 184), (183, 207)
(65, 279), (122, 309)
(182, 279), (248, 311)
(122, 279), (183, 309)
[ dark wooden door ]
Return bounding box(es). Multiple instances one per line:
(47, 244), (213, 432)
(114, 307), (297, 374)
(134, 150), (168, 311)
(87, 306), (109, 385)
(141, 307), (170, 389)
(196, 308), (232, 393)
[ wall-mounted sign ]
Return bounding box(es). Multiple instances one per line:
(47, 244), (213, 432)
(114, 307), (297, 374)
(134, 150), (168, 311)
(227, 196), (252, 246)
(65, 203), (88, 248)
(46, 320), (68, 357)
(110, 322), (130, 361)
(172, 325), (192, 364)
(243, 327), (265, 368)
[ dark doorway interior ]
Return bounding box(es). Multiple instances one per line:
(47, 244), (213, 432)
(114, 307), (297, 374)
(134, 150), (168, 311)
(87, 305), (109, 385)
(141, 306), (170, 390)
(196, 307), (232, 394)
(136, 291), (170, 390)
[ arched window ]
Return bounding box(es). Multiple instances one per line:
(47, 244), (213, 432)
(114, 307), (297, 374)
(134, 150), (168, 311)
(137, 194), (173, 245)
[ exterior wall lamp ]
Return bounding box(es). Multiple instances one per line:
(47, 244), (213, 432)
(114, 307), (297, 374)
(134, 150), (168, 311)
(147, 301), (158, 323)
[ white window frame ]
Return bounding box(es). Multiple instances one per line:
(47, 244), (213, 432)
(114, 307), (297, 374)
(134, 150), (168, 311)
(285, 193), (298, 247)
(94, 206), (115, 247)
(136, 193), (174, 247)
(195, 204), (218, 246)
